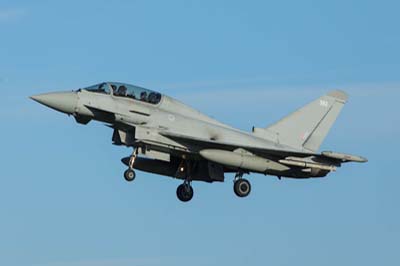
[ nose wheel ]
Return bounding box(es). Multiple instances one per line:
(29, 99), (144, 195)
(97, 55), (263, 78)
(124, 169), (136, 182)
(176, 183), (194, 202)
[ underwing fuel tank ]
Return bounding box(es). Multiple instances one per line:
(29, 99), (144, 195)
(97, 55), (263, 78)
(199, 149), (290, 173)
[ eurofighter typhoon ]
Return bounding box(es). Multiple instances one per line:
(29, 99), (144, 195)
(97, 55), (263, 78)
(31, 82), (367, 202)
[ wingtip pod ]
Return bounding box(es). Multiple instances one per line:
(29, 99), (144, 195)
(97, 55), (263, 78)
(327, 90), (348, 103)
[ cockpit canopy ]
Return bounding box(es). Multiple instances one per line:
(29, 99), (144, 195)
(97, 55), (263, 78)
(83, 82), (162, 105)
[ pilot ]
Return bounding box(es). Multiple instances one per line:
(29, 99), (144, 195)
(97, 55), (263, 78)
(117, 85), (127, 96)
(140, 91), (148, 102)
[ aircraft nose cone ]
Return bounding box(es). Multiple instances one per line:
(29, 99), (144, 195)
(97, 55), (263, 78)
(30, 92), (78, 114)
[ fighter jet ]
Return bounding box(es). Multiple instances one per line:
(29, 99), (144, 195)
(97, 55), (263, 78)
(30, 82), (367, 202)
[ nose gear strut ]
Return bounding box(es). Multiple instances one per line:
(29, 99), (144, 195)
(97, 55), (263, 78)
(124, 147), (138, 182)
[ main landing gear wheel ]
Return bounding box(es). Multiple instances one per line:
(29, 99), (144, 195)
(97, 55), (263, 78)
(234, 178), (251, 198)
(124, 169), (136, 182)
(176, 183), (194, 202)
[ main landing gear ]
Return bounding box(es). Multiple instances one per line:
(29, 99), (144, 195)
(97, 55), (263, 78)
(233, 172), (251, 198)
(176, 181), (194, 202)
(124, 148), (138, 182)
(176, 160), (195, 202)
(121, 150), (251, 201)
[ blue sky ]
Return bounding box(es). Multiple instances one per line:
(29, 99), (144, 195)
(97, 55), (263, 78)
(1, 1), (399, 265)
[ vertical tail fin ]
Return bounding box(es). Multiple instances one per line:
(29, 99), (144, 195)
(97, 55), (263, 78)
(264, 90), (348, 152)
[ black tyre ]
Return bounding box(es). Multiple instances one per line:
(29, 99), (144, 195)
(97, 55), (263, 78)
(176, 184), (194, 202)
(124, 169), (136, 182)
(234, 178), (251, 197)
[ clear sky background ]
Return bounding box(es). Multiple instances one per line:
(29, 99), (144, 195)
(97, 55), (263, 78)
(1, 1), (399, 265)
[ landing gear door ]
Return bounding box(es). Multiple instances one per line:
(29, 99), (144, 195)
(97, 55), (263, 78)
(208, 162), (224, 182)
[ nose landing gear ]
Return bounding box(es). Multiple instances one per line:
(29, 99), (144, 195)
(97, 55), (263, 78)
(123, 148), (138, 182)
